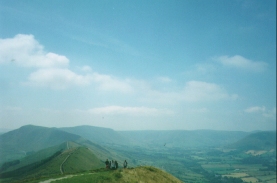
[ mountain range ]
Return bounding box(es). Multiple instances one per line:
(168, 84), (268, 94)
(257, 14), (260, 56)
(0, 124), (275, 182)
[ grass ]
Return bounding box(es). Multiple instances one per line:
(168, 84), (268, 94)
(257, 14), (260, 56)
(62, 147), (103, 173)
(51, 167), (183, 183)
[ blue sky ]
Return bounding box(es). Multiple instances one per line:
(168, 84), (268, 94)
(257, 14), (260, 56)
(0, 0), (276, 131)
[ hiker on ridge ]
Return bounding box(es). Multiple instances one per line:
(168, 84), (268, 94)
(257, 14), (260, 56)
(123, 160), (128, 168)
(111, 160), (115, 170)
(105, 159), (109, 169)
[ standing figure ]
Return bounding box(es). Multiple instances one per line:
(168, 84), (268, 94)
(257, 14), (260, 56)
(111, 160), (115, 170)
(123, 160), (128, 168)
(105, 159), (109, 169)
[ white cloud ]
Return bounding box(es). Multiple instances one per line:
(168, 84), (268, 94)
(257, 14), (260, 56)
(24, 68), (133, 92)
(0, 34), (133, 92)
(245, 106), (266, 113)
(215, 55), (268, 72)
(24, 68), (91, 90)
(88, 106), (173, 116)
(0, 34), (69, 68)
(91, 72), (133, 93)
(182, 81), (238, 102)
(139, 80), (237, 105)
(81, 65), (92, 72)
(245, 106), (276, 119)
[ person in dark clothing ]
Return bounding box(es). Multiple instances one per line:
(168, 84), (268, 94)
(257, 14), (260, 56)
(115, 160), (118, 169)
(123, 160), (128, 168)
(105, 159), (109, 169)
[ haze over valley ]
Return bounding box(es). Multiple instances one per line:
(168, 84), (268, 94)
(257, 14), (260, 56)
(0, 0), (276, 182)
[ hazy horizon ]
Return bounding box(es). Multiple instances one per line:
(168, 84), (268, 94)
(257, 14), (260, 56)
(1, 124), (276, 133)
(0, 0), (276, 131)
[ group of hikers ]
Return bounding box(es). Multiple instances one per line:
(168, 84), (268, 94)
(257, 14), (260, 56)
(105, 159), (128, 169)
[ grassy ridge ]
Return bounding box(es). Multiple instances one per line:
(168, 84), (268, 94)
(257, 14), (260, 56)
(0, 145), (107, 182)
(0, 125), (83, 164)
(52, 166), (183, 183)
(0, 142), (68, 173)
(63, 147), (104, 173)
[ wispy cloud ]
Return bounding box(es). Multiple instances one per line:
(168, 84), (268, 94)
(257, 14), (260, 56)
(245, 106), (276, 119)
(88, 106), (173, 116)
(181, 81), (238, 101)
(0, 34), (69, 68)
(245, 106), (266, 113)
(140, 80), (238, 104)
(1, 34), (133, 92)
(24, 68), (91, 90)
(214, 55), (268, 72)
(91, 73), (133, 93)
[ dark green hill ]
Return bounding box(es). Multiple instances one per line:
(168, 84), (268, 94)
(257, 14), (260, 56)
(0, 125), (84, 164)
(119, 130), (250, 148)
(0, 125), (121, 166)
(0, 141), (68, 173)
(227, 131), (276, 150)
(60, 125), (132, 145)
(0, 146), (104, 182)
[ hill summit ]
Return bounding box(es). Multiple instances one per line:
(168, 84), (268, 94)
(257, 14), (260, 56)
(39, 166), (183, 183)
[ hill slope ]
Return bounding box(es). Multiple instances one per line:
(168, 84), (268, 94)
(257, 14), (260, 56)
(39, 166), (183, 183)
(0, 125), (120, 166)
(0, 125), (83, 164)
(0, 146), (104, 182)
(119, 130), (250, 148)
(228, 131), (276, 150)
(60, 125), (132, 145)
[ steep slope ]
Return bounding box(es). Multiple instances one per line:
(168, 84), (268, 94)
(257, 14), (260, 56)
(0, 141), (68, 173)
(119, 130), (250, 148)
(60, 125), (132, 145)
(0, 125), (83, 164)
(0, 125), (120, 166)
(0, 146), (104, 182)
(228, 131), (276, 150)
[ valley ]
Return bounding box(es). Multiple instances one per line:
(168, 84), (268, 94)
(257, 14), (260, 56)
(0, 125), (275, 183)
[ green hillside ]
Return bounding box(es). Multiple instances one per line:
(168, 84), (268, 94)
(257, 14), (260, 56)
(0, 146), (105, 182)
(0, 125), (83, 164)
(39, 166), (183, 183)
(0, 141), (68, 173)
(228, 131), (276, 150)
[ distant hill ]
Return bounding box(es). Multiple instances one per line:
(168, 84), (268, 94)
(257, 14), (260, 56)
(60, 125), (132, 145)
(60, 126), (251, 148)
(119, 130), (251, 148)
(0, 146), (104, 182)
(227, 131), (276, 150)
(0, 125), (84, 164)
(0, 125), (118, 165)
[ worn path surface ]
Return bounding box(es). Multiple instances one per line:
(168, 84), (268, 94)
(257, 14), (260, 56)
(39, 173), (95, 183)
(59, 142), (77, 174)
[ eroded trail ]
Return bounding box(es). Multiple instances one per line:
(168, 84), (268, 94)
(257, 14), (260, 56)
(39, 175), (75, 183)
(39, 173), (96, 183)
(59, 153), (71, 174)
(59, 142), (76, 174)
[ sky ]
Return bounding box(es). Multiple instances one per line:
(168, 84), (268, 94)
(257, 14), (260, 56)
(0, 0), (276, 131)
